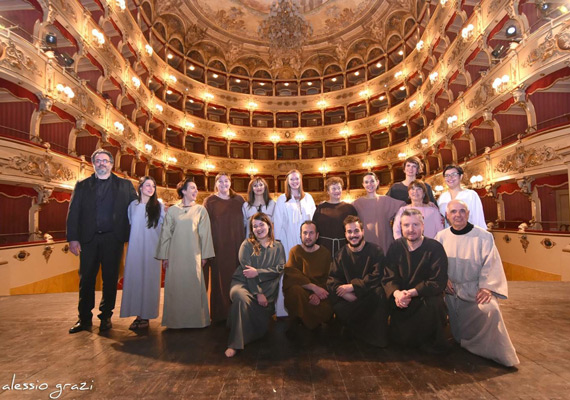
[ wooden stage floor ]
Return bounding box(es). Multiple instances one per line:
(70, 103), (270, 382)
(1, 282), (569, 399)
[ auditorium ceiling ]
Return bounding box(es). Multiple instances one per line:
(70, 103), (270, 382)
(143, 0), (425, 78)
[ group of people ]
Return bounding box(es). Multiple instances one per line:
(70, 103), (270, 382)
(66, 150), (519, 367)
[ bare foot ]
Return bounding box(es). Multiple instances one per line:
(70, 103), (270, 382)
(224, 348), (237, 358)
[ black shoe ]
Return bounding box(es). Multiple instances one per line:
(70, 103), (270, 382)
(69, 320), (92, 334)
(99, 318), (112, 332)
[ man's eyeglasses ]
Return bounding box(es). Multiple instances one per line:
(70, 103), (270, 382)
(94, 159), (111, 165)
(444, 172), (460, 179)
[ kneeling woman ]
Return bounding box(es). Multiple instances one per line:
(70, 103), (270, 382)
(225, 213), (285, 357)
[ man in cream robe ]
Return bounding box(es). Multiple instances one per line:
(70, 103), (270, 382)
(435, 200), (519, 367)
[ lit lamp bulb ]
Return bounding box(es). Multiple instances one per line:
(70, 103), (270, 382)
(114, 121), (124, 132)
(145, 44), (153, 55)
(447, 115), (458, 126)
(131, 76), (140, 88)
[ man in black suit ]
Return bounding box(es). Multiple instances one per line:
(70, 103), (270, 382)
(67, 149), (137, 333)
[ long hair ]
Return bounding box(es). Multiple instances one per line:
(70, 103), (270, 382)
(408, 180), (430, 204)
(248, 212), (275, 256)
(138, 176), (161, 229)
(247, 177), (272, 208)
(284, 169), (305, 201)
(214, 172), (237, 197)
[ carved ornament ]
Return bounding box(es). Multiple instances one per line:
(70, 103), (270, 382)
(0, 153), (76, 182)
(0, 40), (41, 77)
(495, 146), (560, 174)
(467, 82), (492, 110)
(71, 89), (102, 118)
(53, 0), (77, 22)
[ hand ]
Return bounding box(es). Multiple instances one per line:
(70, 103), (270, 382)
(476, 288), (493, 304)
(256, 293), (268, 307)
(69, 241), (81, 256)
(445, 279), (455, 295)
(243, 265), (259, 279)
(308, 293), (321, 306)
(162, 260), (169, 269)
(336, 284), (354, 297)
(341, 292), (357, 302)
(201, 259), (207, 268)
(312, 285), (329, 300)
(394, 290), (412, 308)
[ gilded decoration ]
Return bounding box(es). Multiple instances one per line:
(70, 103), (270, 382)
(331, 158), (359, 168)
(99, 45), (121, 71)
(0, 40), (41, 77)
(14, 250), (30, 262)
(524, 31), (557, 67)
(540, 238), (556, 249)
(503, 234), (511, 244)
(377, 149), (398, 161)
(53, 0), (77, 22)
(219, 160), (246, 170)
(72, 89), (102, 118)
(0, 153), (76, 182)
(524, 19), (570, 67)
(158, 189), (178, 204)
(520, 234), (529, 253)
(486, 0), (506, 18)
(448, 37), (469, 68)
(179, 153), (200, 166)
(495, 146), (560, 174)
(467, 82), (492, 110)
(43, 245), (54, 263)
(277, 162), (307, 172)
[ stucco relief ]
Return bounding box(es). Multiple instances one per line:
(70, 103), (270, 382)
(0, 153), (76, 182)
(495, 146), (560, 174)
(466, 82), (492, 110)
(72, 89), (102, 118)
(0, 40), (41, 77)
(53, 0), (77, 22)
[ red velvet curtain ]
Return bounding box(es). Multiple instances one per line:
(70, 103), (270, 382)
(39, 198), (70, 240)
(503, 191), (532, 229)
(0, 194), (33, 245)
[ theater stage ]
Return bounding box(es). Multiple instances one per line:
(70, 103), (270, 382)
(0, 282), (569, 399)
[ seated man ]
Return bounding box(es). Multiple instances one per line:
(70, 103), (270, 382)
(327, 215), (388, 347)
(283, 221), (333, 339)
(382, 208), (448, 351)
(435, 200), (520, 367)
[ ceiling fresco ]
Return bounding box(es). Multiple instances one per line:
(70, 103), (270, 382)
(147, 0), (422, 77)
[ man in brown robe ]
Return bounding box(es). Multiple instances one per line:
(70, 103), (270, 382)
(283, 221), (333, 339)
(327, 215), (388, 347)
(382, 208), (449, 351)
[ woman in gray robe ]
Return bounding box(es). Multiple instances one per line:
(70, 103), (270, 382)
(120, 176), (164, 329)
(225, 212), (285, 357)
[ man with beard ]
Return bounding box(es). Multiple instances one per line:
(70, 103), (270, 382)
(67, 149), (137, 333)
(435, 200), (519, 367)
(382, 208), (449, 351)
(283, 221), (333, 340)
(326, 215), (388, 347)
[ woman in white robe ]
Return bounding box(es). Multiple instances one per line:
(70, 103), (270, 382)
(273, 169), (315, 316)
(437, 165), (486, 229)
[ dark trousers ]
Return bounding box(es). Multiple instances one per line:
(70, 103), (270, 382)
(78, 232), (124, 322)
